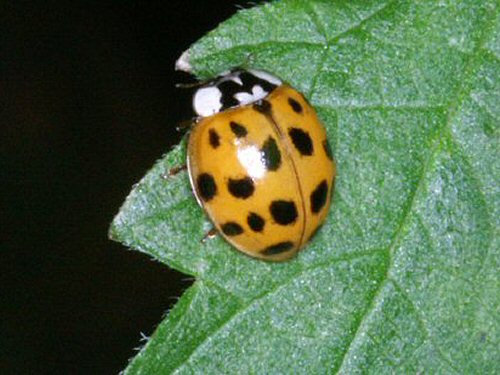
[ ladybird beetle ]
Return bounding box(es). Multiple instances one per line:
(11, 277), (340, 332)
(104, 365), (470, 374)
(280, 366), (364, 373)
(187, 69), (336, 261)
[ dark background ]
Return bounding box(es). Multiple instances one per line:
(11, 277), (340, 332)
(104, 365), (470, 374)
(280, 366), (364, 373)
(1, 2), (242, 373)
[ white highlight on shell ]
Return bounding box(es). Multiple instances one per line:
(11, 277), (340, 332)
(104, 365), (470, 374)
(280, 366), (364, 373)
(175, 50), (191, 72)
(234, 85), (267, 105)
(237, 145), (267, 179)
(193, 86), (222, 117)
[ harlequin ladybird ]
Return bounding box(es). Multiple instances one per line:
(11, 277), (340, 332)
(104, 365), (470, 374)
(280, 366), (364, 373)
(187, 69), (336, 261)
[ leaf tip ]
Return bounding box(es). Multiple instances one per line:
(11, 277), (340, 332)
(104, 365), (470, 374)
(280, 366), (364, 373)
(108, 212), (124, 242)
(175, 49), (192, 73)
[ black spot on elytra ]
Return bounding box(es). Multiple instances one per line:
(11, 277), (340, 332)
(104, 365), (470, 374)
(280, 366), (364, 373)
(228, 176), (254, 199)
(323, 139), (333, 160)
(247, 212), (265, 232)
(221, 222), (244, 236)
(253, 100), (272, 115)
(209, 129), (220, 148)
(288, 97), (303, 114)
(260, 136), (281, 171)
(261, 241), (294, 256)
(230, 121), (248, 138)
(310, 180), (328, 214)
(197, 173), (217, 202)
(289, 128), (313, 156)
(270, 200), (298, 225)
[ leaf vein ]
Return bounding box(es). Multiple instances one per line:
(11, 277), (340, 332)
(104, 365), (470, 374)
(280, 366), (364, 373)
(335, 118), (447, 373)
(171, 249), (386, 374)
(391, 280), (461, 373)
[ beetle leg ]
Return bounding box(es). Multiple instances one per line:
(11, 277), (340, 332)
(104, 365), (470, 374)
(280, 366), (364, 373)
(201, 227), (218, 243)
(176, 119), (195, 132)
(166, 164), (187, 177)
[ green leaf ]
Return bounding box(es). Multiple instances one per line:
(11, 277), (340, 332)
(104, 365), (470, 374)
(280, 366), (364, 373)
(110, 1), (499, 373)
